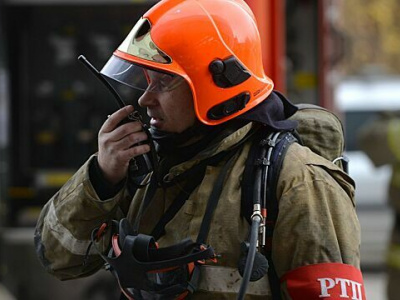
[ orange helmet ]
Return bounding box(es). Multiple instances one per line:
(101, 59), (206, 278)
(101, 0), (274, 125)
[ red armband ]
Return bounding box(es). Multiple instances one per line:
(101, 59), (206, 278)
(281, 263), (366, 300)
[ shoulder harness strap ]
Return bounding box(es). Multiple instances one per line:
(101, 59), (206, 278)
(241, 129), (298, 300)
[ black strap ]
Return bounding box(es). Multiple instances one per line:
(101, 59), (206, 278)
(196, 149), (239, 244)
(132, 155), (215, 234)
(151, 167), (208, 240)
(151, 147), (240, 244)
(241, 130), (265, 224)
(132, 176), (159, 234)
(148, 127), (255, 243)
(266, 260), (281, 300)
(265, 132), (297, 300)
(159, 150), (230, 188)
(265, 132), (298, 235)
(241, 130), (298, 299)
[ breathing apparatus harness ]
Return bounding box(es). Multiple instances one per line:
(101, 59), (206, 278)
(237, 130), (298, 300)
(90, 219), (216, 300)
(240, 123), (349, 300)
(87, 145), (250, 300)
(77, 54), (287, 299)
(86, 127), (295, 300)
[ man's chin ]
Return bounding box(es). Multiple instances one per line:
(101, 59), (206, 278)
(150, 118), (162, 127)
(149, 124), (171, 134)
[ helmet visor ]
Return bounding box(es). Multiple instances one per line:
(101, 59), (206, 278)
(101, 55), (185, 93)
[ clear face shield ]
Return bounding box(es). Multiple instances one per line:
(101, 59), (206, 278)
(100, 55), (185, 95)
(98, 55), (187, 129)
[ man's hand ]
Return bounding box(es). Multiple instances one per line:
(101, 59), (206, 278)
(97, 105), (150, 185)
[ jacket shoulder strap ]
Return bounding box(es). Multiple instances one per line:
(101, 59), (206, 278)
(264, 132), (297, 300)
(241, 129), (298, 299)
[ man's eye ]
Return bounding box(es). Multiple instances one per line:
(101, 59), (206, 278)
(146, 73), (177, 92)
(158, 76), (174, 89)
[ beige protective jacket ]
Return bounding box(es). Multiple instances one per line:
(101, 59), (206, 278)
(35, 123), (360, 299)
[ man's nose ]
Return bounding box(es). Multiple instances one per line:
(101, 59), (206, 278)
(138, 91), (158, 107)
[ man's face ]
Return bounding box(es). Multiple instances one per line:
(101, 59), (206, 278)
(138, 71), (196, 133)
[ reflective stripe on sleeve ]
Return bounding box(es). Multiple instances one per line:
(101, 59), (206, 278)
(197, 265), (271, 296)
(44, 201), (98, 256)
(388, 119), (400, 162)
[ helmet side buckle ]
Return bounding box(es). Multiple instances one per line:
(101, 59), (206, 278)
(209, 56), (251, 88)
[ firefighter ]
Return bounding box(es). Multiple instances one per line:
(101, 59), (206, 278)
(359, 112), (400, 300)
(34, 0), (364, 299)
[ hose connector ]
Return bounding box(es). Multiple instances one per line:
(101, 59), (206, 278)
(251, 204), (263, 222)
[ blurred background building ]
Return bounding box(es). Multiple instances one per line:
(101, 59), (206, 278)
(0, 0), (399, 299)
